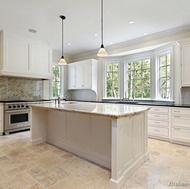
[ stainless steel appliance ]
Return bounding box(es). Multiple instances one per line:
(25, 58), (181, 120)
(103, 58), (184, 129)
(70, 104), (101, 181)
(4, 101), (30, 135)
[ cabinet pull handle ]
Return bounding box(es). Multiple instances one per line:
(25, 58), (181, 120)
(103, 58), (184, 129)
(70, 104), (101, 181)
(174, 128), (180, 130)
(174, 110), (180, 113)
(154, 109), (159, 111)
(154, 115), (160, 117)
(155, 122), (159, 124)
(154, 129), (160, 132)
(174, 116), (180, 118)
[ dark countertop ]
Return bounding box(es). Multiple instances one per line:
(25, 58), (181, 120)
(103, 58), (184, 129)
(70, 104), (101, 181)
(0, 99), (51, 103)
(74, 100), (190, 108)
(103, 100), (190, 108)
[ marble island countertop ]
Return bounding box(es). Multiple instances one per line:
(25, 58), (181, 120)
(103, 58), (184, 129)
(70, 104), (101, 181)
(29, 101), (150, 119)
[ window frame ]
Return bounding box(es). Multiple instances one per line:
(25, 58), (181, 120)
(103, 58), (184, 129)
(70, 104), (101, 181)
(51, 63), (65, 99)
(124, 56), (151, 100)
(103, 59), (120, 99)
(155, 48), (173, 100)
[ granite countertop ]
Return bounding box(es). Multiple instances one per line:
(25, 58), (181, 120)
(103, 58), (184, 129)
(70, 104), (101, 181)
(29, 101), (150, 119)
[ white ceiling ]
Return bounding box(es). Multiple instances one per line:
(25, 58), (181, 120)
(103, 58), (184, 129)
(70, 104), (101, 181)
(0, 0), (190, 56)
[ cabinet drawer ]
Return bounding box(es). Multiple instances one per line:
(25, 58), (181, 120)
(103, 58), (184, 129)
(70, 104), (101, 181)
(171, 115), (190, 128)
(171, 108), (190, 115)
(149, 107), (169, 113)
(171, 128), (190, 143)
(148, 120), (168, 127)
(148, 126), (169, 137)
(148, 113), (169, 120)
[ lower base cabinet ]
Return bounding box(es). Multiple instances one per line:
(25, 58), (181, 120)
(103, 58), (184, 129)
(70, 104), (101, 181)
(171, 127), (190, 144)
(148, 126), (169, 138)
(147, 106), (190, 146)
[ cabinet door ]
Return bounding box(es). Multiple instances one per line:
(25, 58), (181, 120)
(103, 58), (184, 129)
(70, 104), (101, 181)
(171, 128), (190, 143)
(83, 62), (92, 88)
(68, 65), (76, 89)
(181, 44), (190, 86)
(30, 42), (51, 76)
(0, 104), (3, 134)
(76, 64), (84, 88)
(3, 33), (29, 72)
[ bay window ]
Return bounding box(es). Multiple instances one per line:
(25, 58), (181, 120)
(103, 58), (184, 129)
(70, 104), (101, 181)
(104, 47), (172, 101)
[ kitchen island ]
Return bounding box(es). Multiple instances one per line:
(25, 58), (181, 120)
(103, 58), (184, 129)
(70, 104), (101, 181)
(29, 101), (149, 189)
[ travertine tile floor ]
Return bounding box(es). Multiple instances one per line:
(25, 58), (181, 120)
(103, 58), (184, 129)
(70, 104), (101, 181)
(0, 131), (190, 189)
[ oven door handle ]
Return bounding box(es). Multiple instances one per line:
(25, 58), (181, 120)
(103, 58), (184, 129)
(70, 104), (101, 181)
(5, 109), (30, 113)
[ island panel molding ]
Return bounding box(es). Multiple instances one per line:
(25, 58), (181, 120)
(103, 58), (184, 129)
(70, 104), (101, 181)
(29, 102), (149, 189)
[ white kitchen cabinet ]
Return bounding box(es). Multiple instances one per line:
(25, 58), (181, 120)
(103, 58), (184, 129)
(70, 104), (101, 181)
(181, 44), (190, 86)
(0, 31), (52, 79)
(67, 59), (98, 91)
(68, 64), (76, 89)
(0, 103), (4, 135)
(171, 107), (190, 145)
(148, 106), (169, 140)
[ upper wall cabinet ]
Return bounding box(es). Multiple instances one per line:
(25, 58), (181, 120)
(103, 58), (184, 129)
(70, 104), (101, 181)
(67, 59), (98, 92)
(181, 44), (190, 86)
(0, 31), (52, 79)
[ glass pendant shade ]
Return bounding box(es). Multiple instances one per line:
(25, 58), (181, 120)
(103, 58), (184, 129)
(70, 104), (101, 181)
(59, 56), (67, 65)
(97, 45), (108, 57)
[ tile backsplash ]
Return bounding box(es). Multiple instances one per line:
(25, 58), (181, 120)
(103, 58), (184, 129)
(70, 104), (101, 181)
(0, 77), (50, 100)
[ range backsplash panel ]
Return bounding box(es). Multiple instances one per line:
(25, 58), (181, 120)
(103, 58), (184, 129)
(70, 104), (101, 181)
(0, 77), (44, 100)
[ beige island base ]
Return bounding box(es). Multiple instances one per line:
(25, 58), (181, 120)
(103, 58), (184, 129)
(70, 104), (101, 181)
(29, 101), (150, 189)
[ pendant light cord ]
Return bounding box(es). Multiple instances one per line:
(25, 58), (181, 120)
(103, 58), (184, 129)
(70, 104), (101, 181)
(101, 0), (104, 46)
(62, 17), (64, 57)
(60, 15), (66, 58)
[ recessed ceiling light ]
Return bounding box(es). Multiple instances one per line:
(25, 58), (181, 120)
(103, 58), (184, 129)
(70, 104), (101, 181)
(68, 43), (71, 46)
(144, 32), (148, 35)
(129, 20), (134, 24)
(94, 33), (98, 36)
(110, 42), (113, 45)
(28, 29), (37, 33)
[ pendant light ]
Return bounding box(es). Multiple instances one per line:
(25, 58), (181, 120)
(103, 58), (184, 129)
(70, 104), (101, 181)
(59, 15), (67, 65)
(97, 0), (108, 57)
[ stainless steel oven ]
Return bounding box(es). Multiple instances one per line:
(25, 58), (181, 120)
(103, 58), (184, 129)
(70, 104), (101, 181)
(4, 102), (30, 135)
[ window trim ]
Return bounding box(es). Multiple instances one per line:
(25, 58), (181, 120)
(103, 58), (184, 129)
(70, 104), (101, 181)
(51, 63), (65, 99)
(103, 59), (120, 99)
(124, 56), (151, 100)
(155, 47), (173, 100)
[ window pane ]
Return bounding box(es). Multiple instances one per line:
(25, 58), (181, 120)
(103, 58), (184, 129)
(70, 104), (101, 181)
(135, 70), (142, 79)
(143, 59), (150, 69)
(158, 52), (171, 99)
(106, 62), (119, 98)
(135, 90), (142, 98)
(106, 64), (112, 72)
(52, 65), (61, 98)
(160, 66), (166, 77)
(143, 88), (150, 98)
(113, 64), (118, 72)
(159, 77), (167, 88)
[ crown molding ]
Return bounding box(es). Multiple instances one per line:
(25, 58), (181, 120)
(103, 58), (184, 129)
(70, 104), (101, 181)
(72, 24), (190, 60)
